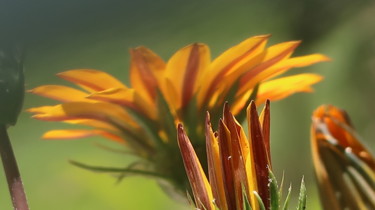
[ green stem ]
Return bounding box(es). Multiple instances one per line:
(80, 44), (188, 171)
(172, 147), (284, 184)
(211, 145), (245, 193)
(0, 125), (29, 210)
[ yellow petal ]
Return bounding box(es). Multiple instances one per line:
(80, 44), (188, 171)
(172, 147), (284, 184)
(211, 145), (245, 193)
(57, 69), (127, 92)
(238, 54), (330, 96)
(87, 88), (157, 120)
(165, 43), (210, 109)
(64, 119), (119, 132)
(256, 73), (323, 103)
(27, 105), (55, 114)
(42, 129), (124, 143)
(205, 113), (227, 209)
(197, 35), (270, 107)
(28, 85), (92, 102)
(130, 47), (166, 104)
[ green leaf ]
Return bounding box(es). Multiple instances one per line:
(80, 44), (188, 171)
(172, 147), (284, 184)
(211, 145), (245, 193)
(297, 178), (307, 210)
(282, 184), (292, 210)
(278, 171), (285, 201)
(254, 191), (266, 210)
(242, 184), (252, 210)
(269, 170), (280, 210)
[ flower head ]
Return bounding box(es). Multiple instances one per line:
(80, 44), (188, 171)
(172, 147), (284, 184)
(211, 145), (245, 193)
(28, 35), (328, 195)
(311, 105), (375, 209)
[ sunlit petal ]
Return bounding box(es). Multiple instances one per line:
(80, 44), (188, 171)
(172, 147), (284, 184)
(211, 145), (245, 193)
(28, 85), (91, 102)
(256, 73), (323, 104)
(42, 129), (124, 143)
(57, 69), (127, 92)
(165, 43), (210, 109)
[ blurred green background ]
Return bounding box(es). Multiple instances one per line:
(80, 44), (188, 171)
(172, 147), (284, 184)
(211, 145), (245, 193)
(1, 1), (375, 209)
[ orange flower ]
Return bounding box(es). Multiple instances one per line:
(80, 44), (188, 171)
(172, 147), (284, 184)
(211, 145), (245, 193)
(311, 105), (375, 209)
(28, 35), (328, 196)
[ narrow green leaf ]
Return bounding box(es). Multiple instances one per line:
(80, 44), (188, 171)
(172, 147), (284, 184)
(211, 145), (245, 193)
(297, 178), (307, 210)
(254, 191), (266, 210)
(282, 184), (292, 210)
(269, 170), (280, 210)
(242, 184), (252, 210)
(278, 171), (285, 199)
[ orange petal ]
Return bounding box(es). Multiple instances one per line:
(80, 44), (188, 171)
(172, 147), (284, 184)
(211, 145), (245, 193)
(57, 69), (127, 92)
(255, 73), (323, 103)
(177, 124), (214, 210)
(130, 47), (166, 104)
(237, 41), (301, 95)
(165, 43), (210, 109)
(42, 129), (124, 143)
(28, 85), (91, 102)
(30, 102), (137, 129)
(27, 105), (55, 114)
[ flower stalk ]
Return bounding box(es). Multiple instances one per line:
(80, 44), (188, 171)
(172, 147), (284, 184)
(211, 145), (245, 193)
(0, 126), (29, 210)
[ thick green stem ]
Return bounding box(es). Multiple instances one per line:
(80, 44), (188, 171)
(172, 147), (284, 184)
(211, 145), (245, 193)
(0, 125), (29, 210)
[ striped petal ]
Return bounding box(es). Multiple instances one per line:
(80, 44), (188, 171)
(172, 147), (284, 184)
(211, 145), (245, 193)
(177, 124), (214, 210)
(130, 47), (166, 104)
(165, 43), (210, 109)
(237, 53), (329, 95)
(247, 101), (271, 209)
(57, 69), (127, 92)
(197, 35), (269, 107)
(30, 102), (137, 129)
(237, 41), (301, 95)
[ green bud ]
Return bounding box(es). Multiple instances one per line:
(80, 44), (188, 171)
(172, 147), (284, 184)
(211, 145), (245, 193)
(0, 44), (24, 126)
